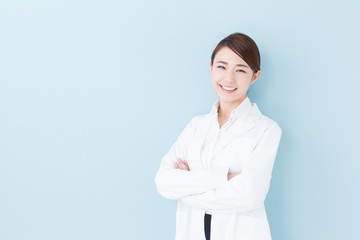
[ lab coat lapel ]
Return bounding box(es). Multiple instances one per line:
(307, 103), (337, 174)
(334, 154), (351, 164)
(196, 97), (259, 168)
(210, 97), (254, 160)
(192, 115), (214, 169)
(210, 118), (256, 160)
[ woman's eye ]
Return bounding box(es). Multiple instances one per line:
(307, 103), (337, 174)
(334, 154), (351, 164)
(236, 69), (245, 73)
(217, 66), (225, 69)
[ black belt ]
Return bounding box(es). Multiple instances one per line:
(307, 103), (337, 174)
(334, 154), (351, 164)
(204, 213), (211, 240)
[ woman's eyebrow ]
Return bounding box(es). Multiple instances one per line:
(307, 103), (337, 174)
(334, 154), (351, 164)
(216, 60), (249, 68)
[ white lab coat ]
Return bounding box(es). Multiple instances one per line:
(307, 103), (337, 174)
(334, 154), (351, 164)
(155, 97), (282, 240)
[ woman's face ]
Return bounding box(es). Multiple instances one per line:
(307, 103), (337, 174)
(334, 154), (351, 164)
(210, 46), (260, 106)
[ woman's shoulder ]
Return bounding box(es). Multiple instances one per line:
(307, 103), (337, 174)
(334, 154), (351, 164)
(176, 114), (209, 141)
(249, 103), (282, 134)
(179, 112), (213, 135)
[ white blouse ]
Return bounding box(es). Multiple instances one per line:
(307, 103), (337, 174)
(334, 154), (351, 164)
(155, 96), (282, 240)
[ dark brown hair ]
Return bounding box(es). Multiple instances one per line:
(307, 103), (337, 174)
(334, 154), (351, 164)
(211, 33), (261, 73)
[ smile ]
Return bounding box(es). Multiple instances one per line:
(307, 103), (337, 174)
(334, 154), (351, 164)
(220, 84), (237, 93)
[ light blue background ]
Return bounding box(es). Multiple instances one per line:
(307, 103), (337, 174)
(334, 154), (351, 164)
(1, 0), (359, 239)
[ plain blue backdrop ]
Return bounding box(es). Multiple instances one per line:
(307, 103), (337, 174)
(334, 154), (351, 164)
(1, 0), (359, 239)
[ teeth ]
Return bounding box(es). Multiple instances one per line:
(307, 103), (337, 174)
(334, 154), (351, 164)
(221, 85), (236, 91)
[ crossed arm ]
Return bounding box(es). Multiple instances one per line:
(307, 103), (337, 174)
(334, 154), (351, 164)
(174, 157), (240, 181)
(154, 119), (282, 214)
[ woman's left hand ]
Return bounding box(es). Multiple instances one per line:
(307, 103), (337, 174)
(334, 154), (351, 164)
(174, 157), (190, 171)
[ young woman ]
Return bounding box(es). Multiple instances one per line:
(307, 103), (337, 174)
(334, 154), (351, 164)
(155, 33), (282, 240)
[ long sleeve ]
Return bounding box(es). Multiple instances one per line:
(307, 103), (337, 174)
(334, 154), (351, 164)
(181, 122), (282, 214)
(154, 116), (228, 200)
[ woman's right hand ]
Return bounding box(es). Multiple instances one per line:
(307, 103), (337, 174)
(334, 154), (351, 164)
(174, 157), (190, 171)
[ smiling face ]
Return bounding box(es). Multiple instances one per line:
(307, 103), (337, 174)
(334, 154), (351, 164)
(210, 46), (260, 106)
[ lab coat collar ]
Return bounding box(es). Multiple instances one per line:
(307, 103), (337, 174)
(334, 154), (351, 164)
(210, 96), (253, 120)
(203, 96), (258, 163)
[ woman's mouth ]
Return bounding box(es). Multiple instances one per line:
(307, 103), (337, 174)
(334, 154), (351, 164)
(220, 84), (237, 93)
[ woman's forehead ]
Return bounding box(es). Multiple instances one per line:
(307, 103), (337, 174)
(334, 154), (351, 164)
(214, 47), (248, 66)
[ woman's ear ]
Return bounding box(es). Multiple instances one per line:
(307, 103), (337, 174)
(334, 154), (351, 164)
(210, 61), (213, 71)
(250, 70), (261, 85)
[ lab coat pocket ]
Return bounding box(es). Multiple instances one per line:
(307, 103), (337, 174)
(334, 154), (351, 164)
(226, 138), (255, 173)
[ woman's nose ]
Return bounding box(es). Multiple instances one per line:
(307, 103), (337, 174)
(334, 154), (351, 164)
(224, 71), (235, 83)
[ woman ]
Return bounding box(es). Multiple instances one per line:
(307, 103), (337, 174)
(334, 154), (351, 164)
(154, 33), (282, 240)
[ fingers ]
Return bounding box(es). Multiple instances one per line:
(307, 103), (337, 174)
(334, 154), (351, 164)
(227, 172), (241, 181)
(174, 157), (190, 171)
(179, 159), (187, 170)
(183, 160), (190, 170)
(177, 158), (186, 170)
(174, 161), (180, 169)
